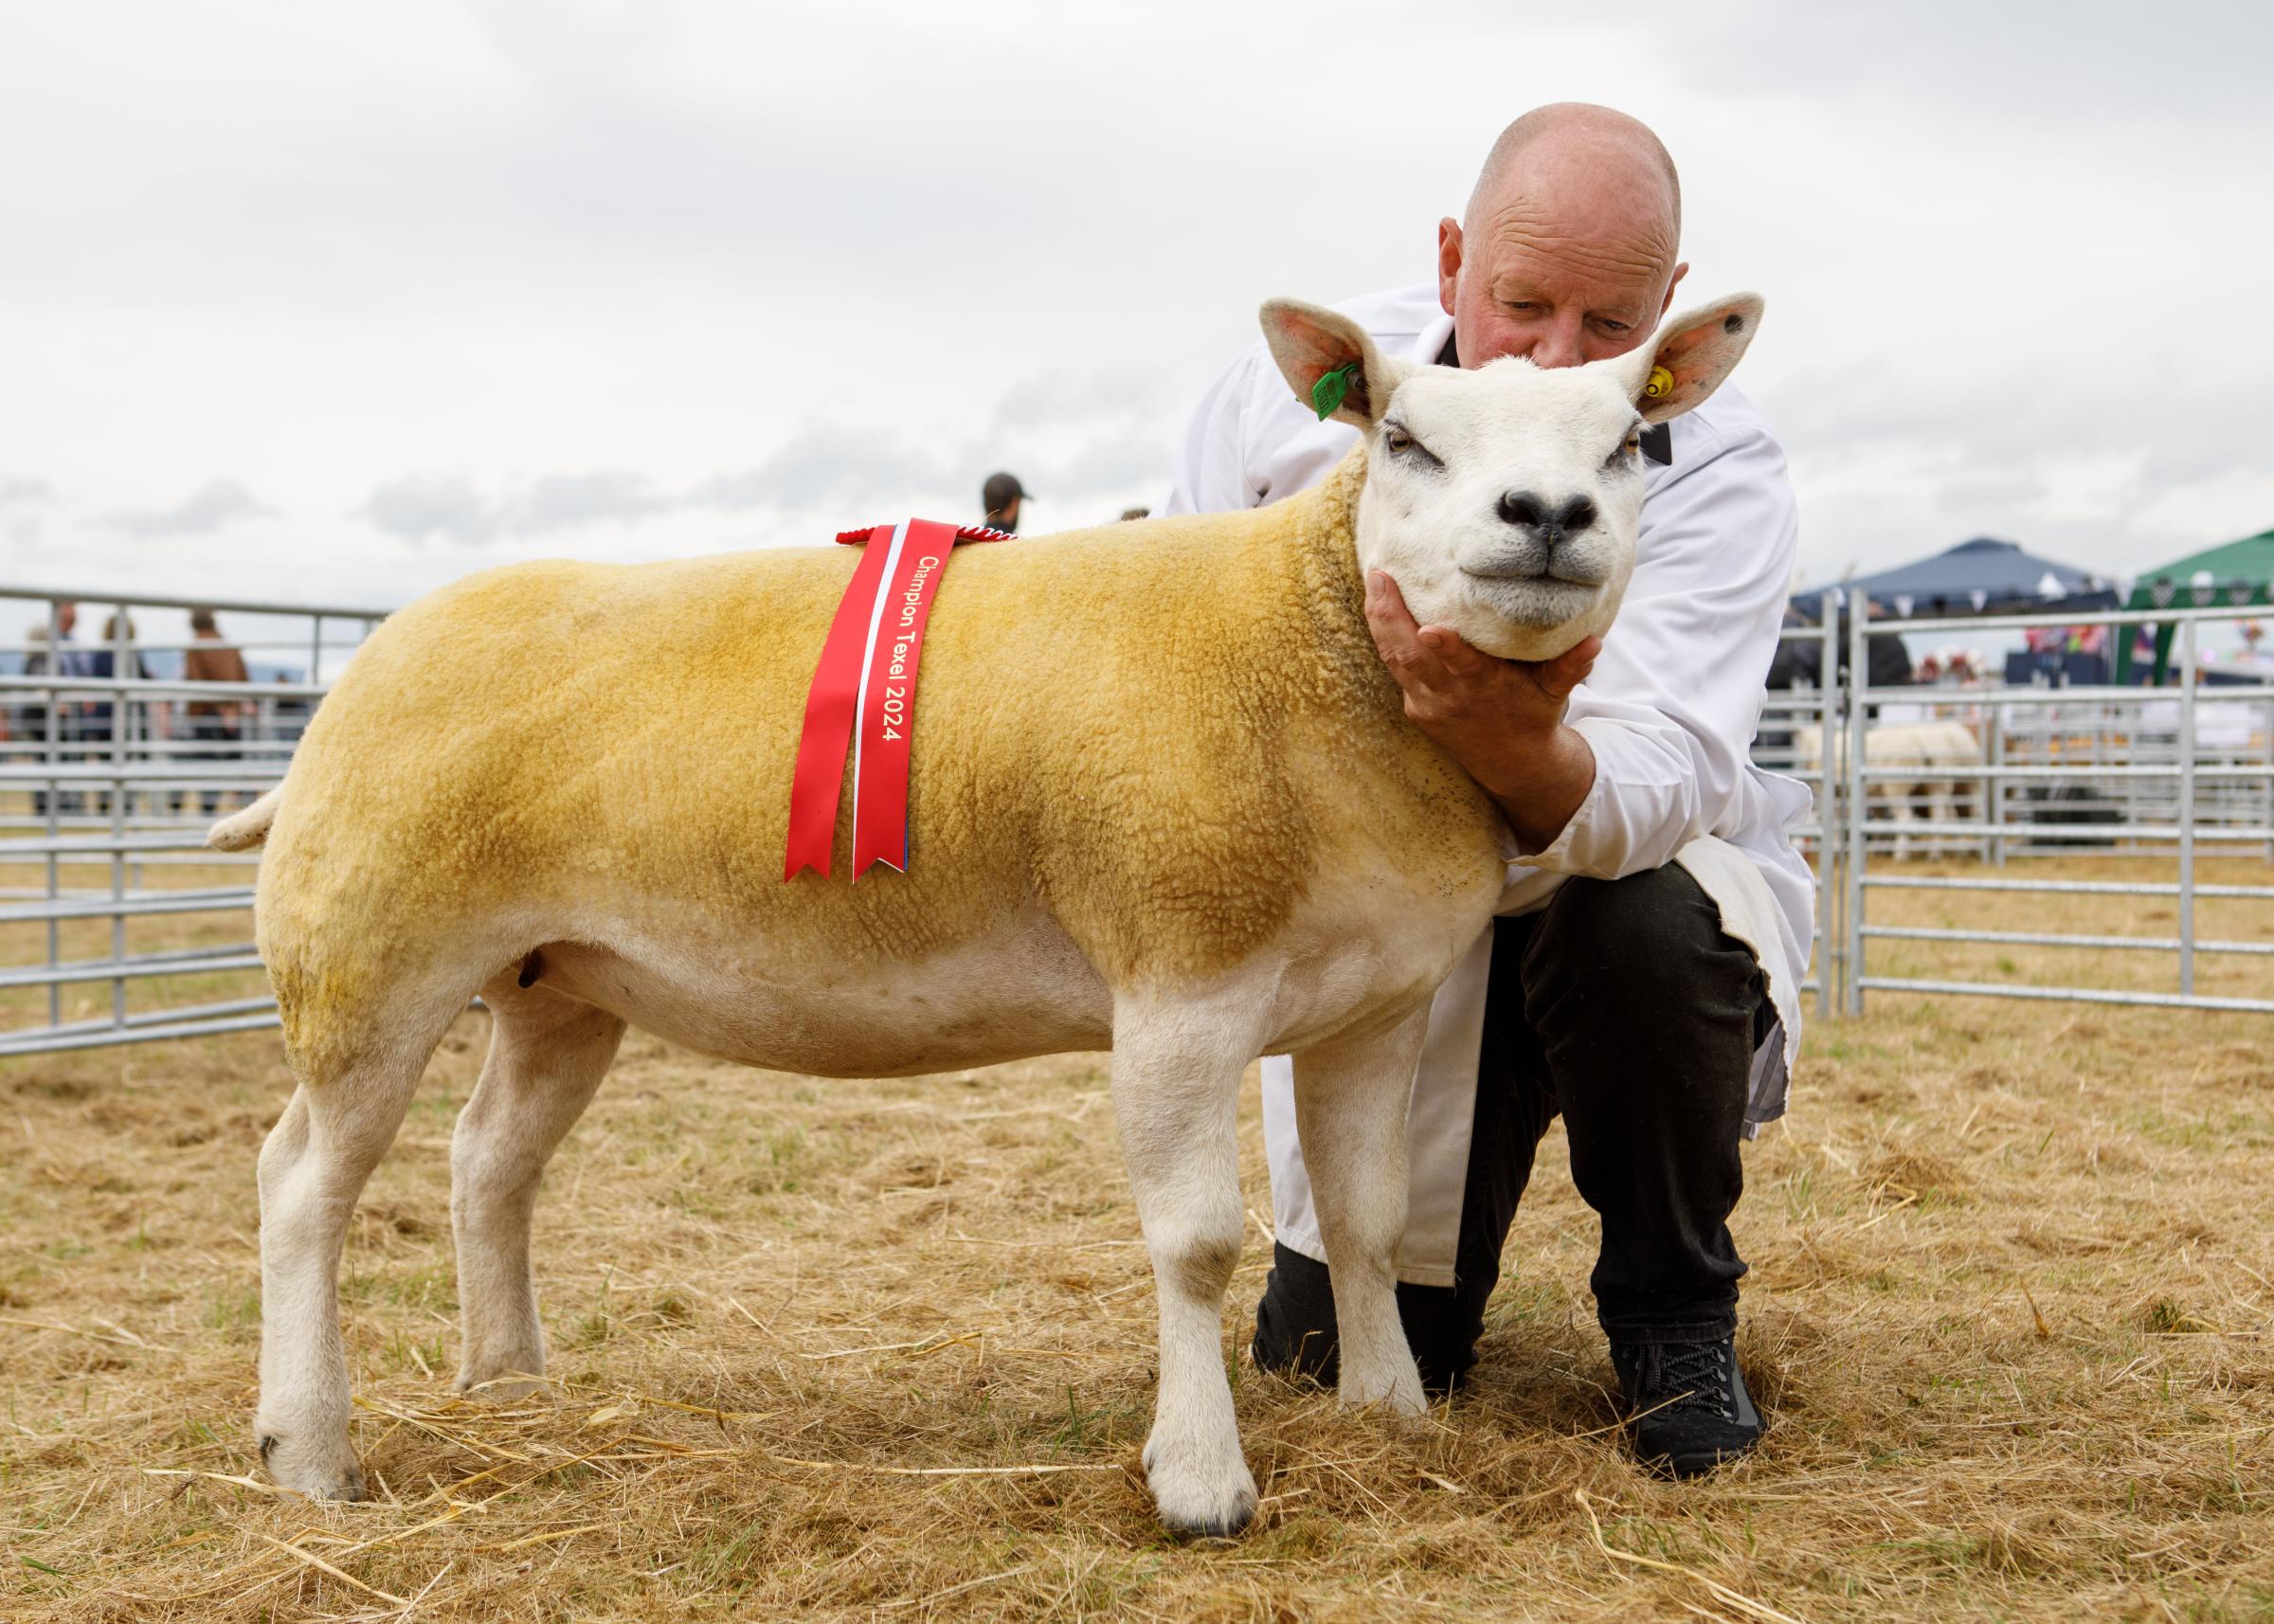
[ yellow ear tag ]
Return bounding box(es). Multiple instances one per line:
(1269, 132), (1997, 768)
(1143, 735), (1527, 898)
(1644, 366), (1675, 401)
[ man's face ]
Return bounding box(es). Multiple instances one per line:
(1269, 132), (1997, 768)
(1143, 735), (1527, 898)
(55, 603), (76, 636)
(1438, 194), (1684, 372)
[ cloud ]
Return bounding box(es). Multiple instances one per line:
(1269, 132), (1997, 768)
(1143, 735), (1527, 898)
(691, 428), (953, 515)
(361, 471), (500, 546)
(356, 409), (1172, 556)
(514, 471), (674, 532)
(362, 468), (684, 545)
(1650, 0), (2274, 118)
(1932, 471), (2050, 517)
(692, 387), (1179, 526)
(987, 370), (1168, 436)
(1, 476), (53, 547)
(109, 478), (272, 538)
(352, 364), (1187, 555)
(1051, 431), (1175, 496)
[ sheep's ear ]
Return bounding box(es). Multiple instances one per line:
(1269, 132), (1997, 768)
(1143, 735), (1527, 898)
(1610, 293), (1764, 424)
(1259, 298), (1413, 431)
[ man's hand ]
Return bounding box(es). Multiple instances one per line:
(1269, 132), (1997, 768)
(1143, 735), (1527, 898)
(1364, 569), (1599, 854)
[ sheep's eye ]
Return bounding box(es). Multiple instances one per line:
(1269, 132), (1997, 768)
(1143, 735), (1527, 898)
(1381, 423), (1443, 469)
(1605, 428), (1642, 469)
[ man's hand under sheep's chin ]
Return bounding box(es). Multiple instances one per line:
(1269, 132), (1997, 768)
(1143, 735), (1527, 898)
(1363, 569), (1599, 855)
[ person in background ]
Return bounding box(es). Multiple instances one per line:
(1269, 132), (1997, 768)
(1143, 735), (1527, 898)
(1860, 600), (1915, 690)
(22, 603), (91, 817)
(981, 471), (1028, 533)
(86, 613), (155, 815)
(178, 608), (252, 816)
(1835, 599), (1914, 720)
(85, 613), (153, 725)
(1764, 604), (1823, 690)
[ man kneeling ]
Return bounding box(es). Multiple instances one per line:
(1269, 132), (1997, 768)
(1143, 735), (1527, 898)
(1158, 102), (1813, 1477)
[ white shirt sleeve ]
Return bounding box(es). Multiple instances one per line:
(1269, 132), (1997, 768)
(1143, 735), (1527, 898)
(1159, 348), (1268, 516)
(1517, 419), (1800, 879)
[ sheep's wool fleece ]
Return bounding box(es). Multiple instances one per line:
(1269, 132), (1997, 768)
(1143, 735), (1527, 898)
(255, 451), (1508, 1079)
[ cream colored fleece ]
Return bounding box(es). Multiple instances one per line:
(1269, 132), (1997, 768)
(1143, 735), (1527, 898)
(249, 446), (1506, 1078)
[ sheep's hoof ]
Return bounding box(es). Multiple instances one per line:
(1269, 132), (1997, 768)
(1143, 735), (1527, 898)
(1144, 1434), (1258, 1538)
(454, 1356), (546, 1402)
(1336, 1354), (1428, 1418)
(258, 1430), (370, 1502)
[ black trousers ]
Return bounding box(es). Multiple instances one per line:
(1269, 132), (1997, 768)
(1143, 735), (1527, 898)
(1254, 863), (1769, 1391)
(169, 718), (244, 817)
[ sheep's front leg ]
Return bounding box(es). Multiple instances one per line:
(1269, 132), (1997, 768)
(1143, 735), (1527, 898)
(1111, 1004), (1257, 1537)
(1290, 1004), (1433, 1416)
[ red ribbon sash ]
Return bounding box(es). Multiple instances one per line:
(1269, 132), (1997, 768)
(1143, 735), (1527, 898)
(785, 518), (1010, 880)
(851, 517), (959, 875)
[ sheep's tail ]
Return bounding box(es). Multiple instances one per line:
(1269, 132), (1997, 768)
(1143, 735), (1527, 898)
(208, 786), (283, 852)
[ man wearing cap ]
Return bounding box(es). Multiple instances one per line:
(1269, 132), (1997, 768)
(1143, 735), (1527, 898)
(981, 471), (1028, 533)
(1160, 102), (1812, 1476)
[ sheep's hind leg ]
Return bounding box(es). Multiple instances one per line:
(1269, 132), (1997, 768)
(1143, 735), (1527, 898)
(1290, 1004), (1433, 1416)
(1111, 1000), (1260, 1537)
(256, 996), (463, 1500)
(451, 970), (626, 1398)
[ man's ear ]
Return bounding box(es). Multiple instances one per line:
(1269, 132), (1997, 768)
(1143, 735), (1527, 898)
(1609, 293), (1764, 424)
(1258, 298), (1414, 431)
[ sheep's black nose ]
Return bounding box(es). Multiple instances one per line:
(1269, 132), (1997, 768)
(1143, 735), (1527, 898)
(1497, 491), (1545, 529)
(1497, 492), (1598, 542)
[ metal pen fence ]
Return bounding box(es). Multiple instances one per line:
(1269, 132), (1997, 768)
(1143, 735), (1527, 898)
(0, 581), (2267, 1059)
(0, 586), (383, 1056)
(1755, 609), (1844, 1020)
(1838, 601), (2274, 1017)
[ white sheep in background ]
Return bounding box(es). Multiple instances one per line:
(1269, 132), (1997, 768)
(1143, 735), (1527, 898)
(1795, 718), (1984, 858)
(213, 291), (1762, 1536)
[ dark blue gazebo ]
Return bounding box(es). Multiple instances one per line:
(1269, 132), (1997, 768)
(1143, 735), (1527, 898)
(1791, 537), (2118, 622)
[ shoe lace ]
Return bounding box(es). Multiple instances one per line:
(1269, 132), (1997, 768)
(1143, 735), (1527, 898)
(1640, 1341), (1733, 1421)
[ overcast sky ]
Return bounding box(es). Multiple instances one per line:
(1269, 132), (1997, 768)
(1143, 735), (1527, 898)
(3, 0), (2270, 618)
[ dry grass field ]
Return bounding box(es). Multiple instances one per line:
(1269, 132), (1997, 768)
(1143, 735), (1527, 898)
(3, 849), (2272, 1620)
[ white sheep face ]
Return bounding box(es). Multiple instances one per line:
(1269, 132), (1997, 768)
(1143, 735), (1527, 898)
(1356, 357), (1646, 661)
(1260, 293), (1765, 662)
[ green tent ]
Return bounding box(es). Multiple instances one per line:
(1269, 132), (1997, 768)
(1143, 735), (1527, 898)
(2114, 528), (2274, 683)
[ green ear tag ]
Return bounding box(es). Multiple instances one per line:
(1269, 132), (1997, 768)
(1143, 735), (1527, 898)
(1310, 362), (1360, 421)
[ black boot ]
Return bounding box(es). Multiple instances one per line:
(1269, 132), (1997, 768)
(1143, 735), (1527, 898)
(1609, 1336), (1763, 1477)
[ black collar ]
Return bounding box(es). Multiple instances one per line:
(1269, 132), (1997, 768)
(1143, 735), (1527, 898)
(1435, 330), (1672, 464)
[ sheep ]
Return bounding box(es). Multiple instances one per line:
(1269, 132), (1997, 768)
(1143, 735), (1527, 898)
(218, 290), (1762, 1536)
(1794, 718), (1984, 858)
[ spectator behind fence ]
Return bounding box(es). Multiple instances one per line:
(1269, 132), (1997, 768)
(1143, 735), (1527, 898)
(178, 608), (252, 816)
(22, 603), (92, 817)
(1831, 598), (1915, 721)
(87, 613), (157, 815)
(980, 471), (1027, 534)
(1758, 605), (1821, 756)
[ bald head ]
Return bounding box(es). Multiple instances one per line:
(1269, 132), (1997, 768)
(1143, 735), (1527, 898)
(1437, 103), (1688, 371)
(1466, 102), (1681, 241)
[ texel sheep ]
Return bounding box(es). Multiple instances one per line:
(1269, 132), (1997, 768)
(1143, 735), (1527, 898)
(214, 291), (1762, 1535)
(1795, 718), (1983, 858)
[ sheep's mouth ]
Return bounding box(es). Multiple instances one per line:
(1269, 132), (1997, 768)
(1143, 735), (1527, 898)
(1461, 573), (1600, 625)
(1461, 551), (1609, 590)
